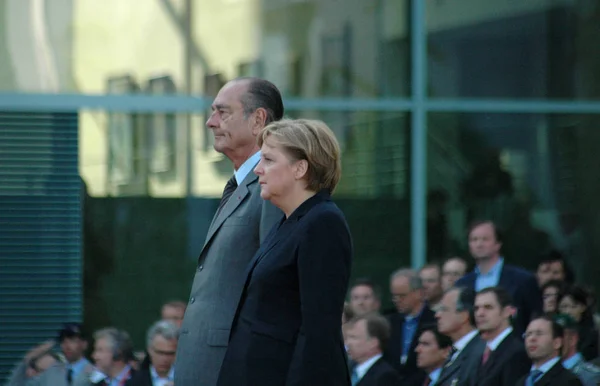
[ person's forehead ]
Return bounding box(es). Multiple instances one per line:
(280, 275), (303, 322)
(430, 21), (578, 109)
(475, 292), (498, 306)
(421, 266), (440, 277)
(444, 259), (466, 271)
(528, 319), (551, 331)
(470, 223), (495, 236)
(213, 81), (249, 107)
(351, 284), (374, 295)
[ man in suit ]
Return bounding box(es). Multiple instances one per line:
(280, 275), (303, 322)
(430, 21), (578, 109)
(126, 320), (178, 386)
(414, 324), (453, 386)
(435, 287), (485, 386)
(473, 287), (531, 386)
(345, 313), (401, 386)
(555, 313), (600, 386)
(174, 77), (283, 386)
(517, 315), (582, 385)
(456, 220), (542, 335)
(385, 269), (436, 384)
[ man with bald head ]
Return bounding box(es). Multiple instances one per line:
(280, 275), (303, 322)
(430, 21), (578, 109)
(174, 78), (283, 386)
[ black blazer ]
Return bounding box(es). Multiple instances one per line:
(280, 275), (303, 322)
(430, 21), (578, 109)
(356, 358), (401, 386)
(437, 333), (486, 386)
(384, 306), (436, 384)
(473, 331), (531, 386)
(516, 362), (583, 386)
(456, 263), (542, 335)
(216, 190), (353, 386)
(124, 368), (152, 386)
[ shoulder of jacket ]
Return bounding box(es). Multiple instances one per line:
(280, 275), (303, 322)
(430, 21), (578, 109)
(579, 361), (600, 374)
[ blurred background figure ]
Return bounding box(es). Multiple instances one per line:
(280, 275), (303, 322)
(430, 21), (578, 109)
(441, 257), (468, 291)
(160, 301), (186, 328)
(558, 285), (599, 360)
(555, 313), (600, 386)
(420, 263), (444, 309)
(345, 313), (401, 386)
(349, 278), (382, 316)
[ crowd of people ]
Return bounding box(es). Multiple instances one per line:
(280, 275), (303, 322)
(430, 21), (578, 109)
(5, 76), (600, 386)
(342, 220), (600, 385)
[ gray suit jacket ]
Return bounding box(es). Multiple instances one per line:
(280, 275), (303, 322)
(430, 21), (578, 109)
(570, 357), (600, 386)
(437, 333), (486, 386)
(174, 166), (282, 386)
(4, 362), (92, 386)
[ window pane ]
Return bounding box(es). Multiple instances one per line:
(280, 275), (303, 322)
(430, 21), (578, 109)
(427, 1), (600, 99)
(427, 112), (600, 293)
(0, 0), (409, 97)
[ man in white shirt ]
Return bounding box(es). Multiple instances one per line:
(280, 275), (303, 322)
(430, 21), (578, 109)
(436, 287), (485, 386)
(518, 315), (582, 385)
(473, 287), (530, 386)
(345, 313), (400, 386)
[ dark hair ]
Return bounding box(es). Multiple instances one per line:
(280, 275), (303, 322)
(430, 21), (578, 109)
(350, 278), (382, 300)
(237, 77), (284, 125)
(537, 250), (575, 284)
(529, 314), (564, 339)
(477, 286), (513, 308)
(450, 286), (476, 327)
(418, 323), (453, 349)
(350, 313), (391, 352)
(557, 285), (593, 325)
(467, 220), (503, 243)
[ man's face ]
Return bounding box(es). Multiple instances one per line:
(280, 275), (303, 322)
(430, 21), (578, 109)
(148, 335), (177, 376)
(162, 306), (185, 328)
(442, 259), (467, 291)
(542, 286), (560, 314)
(349, 285), (380, 315)
(345, 319), (378, 363)
(415, 331), (448, 372)
(420, 267), (442, 304)
(60, 337), (87, 363)
(390, 276), (421, 314)
(474, 292), (509, 336)
(537, 261), (565, 286)
(92, 338), (115, 374)
(525, 319), (560, 362)
(468, 223), (501, 261)
(436, 290), (468, 335)
(205, 81), (259, 163)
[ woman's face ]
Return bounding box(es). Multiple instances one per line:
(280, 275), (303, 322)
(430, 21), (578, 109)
(559, 295), (586, 322)
(542, 286), (560, 313)
(254, 138), (305, 204)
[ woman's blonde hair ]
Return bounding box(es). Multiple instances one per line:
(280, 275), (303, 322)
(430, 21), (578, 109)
(257, 118), (342, 193)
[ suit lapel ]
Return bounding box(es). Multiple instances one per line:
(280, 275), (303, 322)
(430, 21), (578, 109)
(535, 362), (563, 386)
(200, 170), (258, 255)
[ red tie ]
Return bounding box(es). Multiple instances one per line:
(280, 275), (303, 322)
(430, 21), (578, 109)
(423, 376), (432, 386)
(481, 345), (491, 365)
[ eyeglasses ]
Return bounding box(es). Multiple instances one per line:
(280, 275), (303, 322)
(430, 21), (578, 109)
(523, 330), (549, 339)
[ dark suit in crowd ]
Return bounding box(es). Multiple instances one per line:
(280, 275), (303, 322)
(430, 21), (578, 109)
(516, 361), (583, 386)
(384, 307), (436, 384)
(217, 190), (353, 386)
(456, 264), (542, 335)
(473, 331), (531, 386)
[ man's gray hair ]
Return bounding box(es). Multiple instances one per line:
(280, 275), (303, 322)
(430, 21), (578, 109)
(146, 320), (179, 348)
(390, 268), (422, 290)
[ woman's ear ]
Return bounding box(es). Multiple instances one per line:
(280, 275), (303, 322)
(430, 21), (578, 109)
(294, 159), (309, 180)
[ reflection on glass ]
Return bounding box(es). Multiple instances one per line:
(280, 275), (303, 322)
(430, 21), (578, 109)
(427, 0), (600, 99)
(427, 112), (600, 295)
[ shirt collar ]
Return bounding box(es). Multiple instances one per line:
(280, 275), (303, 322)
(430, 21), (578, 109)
(429, 367), (442, 384)
(405, 305), (425, 322)
(475, 257), (504, 277)
(355, 353), (383, 380)
(150, 366), (174, 380)
(109, 365), (132, 384)
(532, 356), (561, 374)
(453, 330), (479, 357)
(562, 352), (584, 370)
(234, 151), (261, 185)
(487, 327), (513, 351)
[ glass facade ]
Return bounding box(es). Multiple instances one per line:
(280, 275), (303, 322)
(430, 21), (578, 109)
(1, 0), (600, 377)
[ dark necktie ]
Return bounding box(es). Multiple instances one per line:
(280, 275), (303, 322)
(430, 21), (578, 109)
(217, 175), (237, 214)
(481, 345), (491, 365)
(66, 368), (73, 384)
(526, 369), (543, 386)
(423, 375), (432, 386)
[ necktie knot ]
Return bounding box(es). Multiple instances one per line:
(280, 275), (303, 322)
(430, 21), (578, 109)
(350, 367), (359, 386)
(217, 175), (238, 214)
(529, 369), (543, 383)
(481, 345), (492, 365)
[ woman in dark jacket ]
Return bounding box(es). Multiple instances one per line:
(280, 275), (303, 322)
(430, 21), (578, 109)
(558, 285), (599, 360)
(217, 119), (353, 386)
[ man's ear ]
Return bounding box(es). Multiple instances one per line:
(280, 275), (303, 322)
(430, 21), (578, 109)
(251, 108), (268, 135)
(294, 160), (309, 180)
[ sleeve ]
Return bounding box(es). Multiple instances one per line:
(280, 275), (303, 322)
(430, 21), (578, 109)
(4, 361), (28, 386)
(522, 273), (543, 324)
(295, 210), (353, 384)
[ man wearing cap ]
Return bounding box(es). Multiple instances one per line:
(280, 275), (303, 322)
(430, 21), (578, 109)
(555, 313), (600, 386)
(59, 323), (93, 384)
